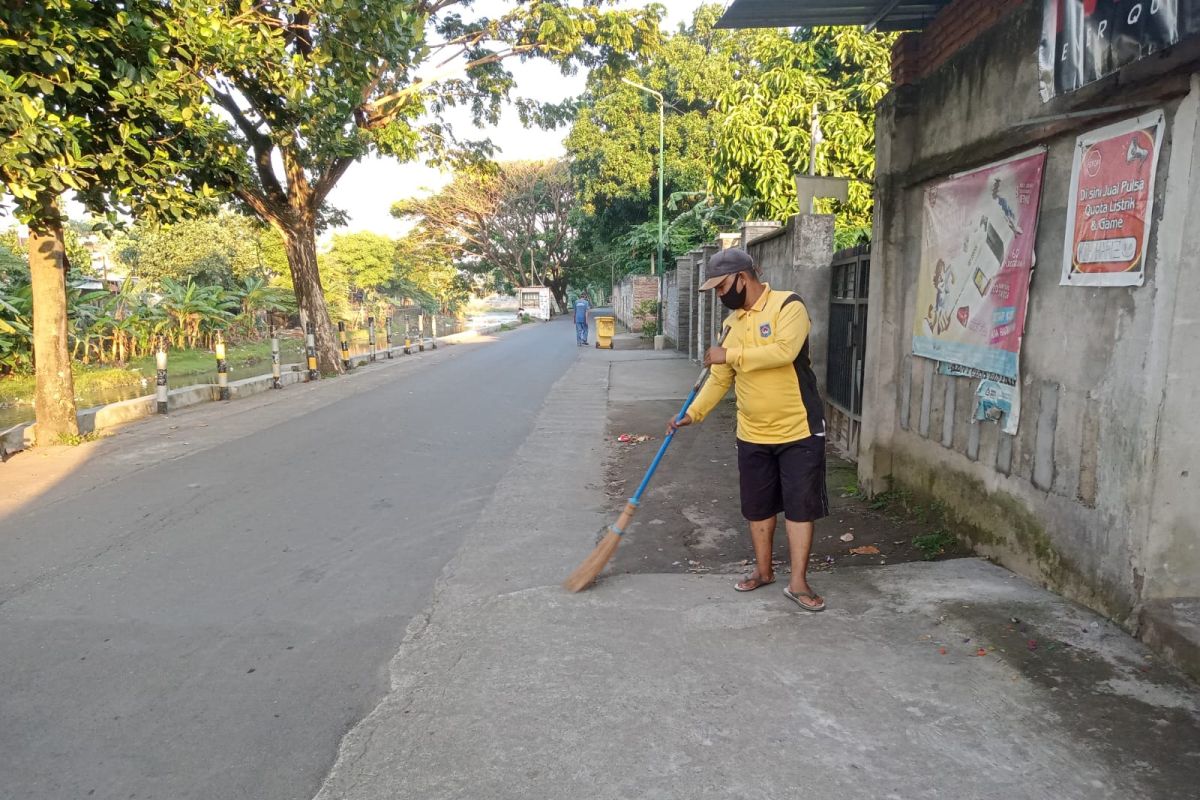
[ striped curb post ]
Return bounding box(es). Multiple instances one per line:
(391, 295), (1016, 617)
(155, 335), (169, 415)
(368, 316), (377, 362)
(215, 331), (230, 401)
(305, 322), (319, 381)
(385, 316), (394, 358)
(338, 320), (351, 370)
(270, 325), (282, 389)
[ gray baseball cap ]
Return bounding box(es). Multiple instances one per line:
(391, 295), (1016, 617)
(699, 248), (754, 291)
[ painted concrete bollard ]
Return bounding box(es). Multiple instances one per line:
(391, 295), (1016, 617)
(215, 331), (229, 401)
(156, 335), (169, 414)
(306, 322), (319, 381)
(338, 320), (351, 371)
(270, 326), (282, 390)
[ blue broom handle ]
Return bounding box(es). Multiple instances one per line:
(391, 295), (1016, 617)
(630, 326), (731, 504)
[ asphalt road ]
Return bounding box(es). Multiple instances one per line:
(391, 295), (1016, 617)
(0, 319), (578, 800)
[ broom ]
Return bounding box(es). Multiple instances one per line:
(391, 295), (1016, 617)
(563, 327), (730, 592)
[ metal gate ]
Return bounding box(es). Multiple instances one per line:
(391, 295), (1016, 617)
(826, 243), (869, 456)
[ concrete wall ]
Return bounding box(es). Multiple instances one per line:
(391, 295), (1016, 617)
(661, 219), (835, 365)
(859, 0), (1200, 623)
(746, 215), (836, 395)
(662, 268), (680, 347)
(1144, 76), (1200, 600)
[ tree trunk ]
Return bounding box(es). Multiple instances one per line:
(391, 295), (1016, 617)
(283, 223), (341, 374)
(29, 216), (79, 443)
(546, 273), (569, 316)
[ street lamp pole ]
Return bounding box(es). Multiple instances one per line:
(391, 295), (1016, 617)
(623, 77), (665, 339)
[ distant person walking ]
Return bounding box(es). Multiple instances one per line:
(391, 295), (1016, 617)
(574, 293), (591, 346)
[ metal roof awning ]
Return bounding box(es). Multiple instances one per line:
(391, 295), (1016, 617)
(715, 0), (953, 32)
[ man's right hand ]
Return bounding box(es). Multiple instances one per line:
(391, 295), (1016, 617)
(666, 414), (693, 435)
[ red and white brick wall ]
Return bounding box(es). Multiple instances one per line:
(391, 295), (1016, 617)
(892, 0), (1029, 85)
(611, 275), (659, 332)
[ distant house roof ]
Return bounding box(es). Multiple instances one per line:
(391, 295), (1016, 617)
(715, 0), (953, 32)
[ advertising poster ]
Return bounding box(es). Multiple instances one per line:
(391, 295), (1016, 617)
(939, 362), (1023, 435)
(1061, 111), (1164, 287)
(1039, 0), (1200, 100)
(913, 149), (1047, 385)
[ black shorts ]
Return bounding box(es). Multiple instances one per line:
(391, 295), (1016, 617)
(737, 436), (829, 523)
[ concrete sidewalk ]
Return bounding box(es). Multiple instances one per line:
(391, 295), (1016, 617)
(315, 349), (1200, 800)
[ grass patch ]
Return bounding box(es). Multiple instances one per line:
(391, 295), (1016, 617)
(55, 430), (105, 446)
(125, 339), (304, 378)
(868, 486), (912, 512)
(0, 339), (306, 408)
(913, 530), (958, 561)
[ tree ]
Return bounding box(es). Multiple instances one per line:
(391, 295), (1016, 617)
(114, 214), (281, 287)
(710, 25), (893, 228)
(393, 159), (580, 312)
(157, 278), (234, 349)
(0, 0), (230, 441)
(324, 232), (398, 297)
(394, 227), (470, 313)
(561, 5), (892, 276)
(177, 0), (660, 374)
(227, 275), (295, 339)
(562, 5), (747, 277)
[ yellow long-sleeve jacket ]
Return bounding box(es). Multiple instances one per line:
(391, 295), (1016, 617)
(686, 286), (825, 444)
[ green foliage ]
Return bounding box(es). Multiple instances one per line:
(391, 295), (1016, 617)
(913, 531), (958, 561)
(0, 283), (32, 374)
(0, 234), (27, 289)
(711, 25), (893, 228)
(55, 430), (105, 446)
(562, 5), (891, 275)
(156, 278), (235, 349)
(394, 159), (581, 311)
(394, 229), (471, 313)
(324, 233), (398, 295)
(114, 215), (285, 287)
(834, 224), (873, 251)
(0, 339), (307, 410)
(633, 299), (659, 339)
(0, 0), (232, 231)
(167, 0), (661, 298)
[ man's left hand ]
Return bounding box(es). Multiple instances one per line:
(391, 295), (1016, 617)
(703, 346), (727, 367)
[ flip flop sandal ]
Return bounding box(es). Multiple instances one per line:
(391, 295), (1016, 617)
(783, 587), (826, 612)
(734, 574), (775, 592)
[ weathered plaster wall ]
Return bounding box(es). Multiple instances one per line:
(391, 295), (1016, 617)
(860, 1), (1200, 623)
(747, 216), (836, 395)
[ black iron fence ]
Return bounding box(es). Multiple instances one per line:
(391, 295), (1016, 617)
(826, 243), (870, 418)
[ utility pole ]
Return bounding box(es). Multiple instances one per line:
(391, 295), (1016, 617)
(623, 77), (665, 338)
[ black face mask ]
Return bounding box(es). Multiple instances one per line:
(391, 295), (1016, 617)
(719, 274), (747, 310)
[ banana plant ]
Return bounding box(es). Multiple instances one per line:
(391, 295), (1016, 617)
(158, 278), (232, 349)
(0, 286), (33, 374)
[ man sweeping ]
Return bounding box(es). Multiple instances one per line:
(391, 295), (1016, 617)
(667, 248), (828, 612)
